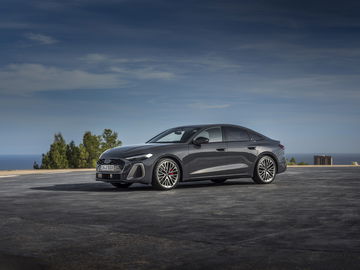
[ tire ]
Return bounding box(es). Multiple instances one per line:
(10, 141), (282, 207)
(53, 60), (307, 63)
(152, 158), (181, 190)
(252, 155), (277, 184)
(111, 183), (132, 188)
(211, 179), (227, 184)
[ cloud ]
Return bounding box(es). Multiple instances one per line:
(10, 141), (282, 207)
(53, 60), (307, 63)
(25, 33), (58, 45)
(81, 53), (242, 80)
(178, 56), (242, 71)
(189, 103), (231, 109)
(0, 64), (125, 95)
(81, 53), (109, 63)
(80, 54), (175, 80)
(81, 53), (153, 64)
(110, 66), (175, 80)
(0, 22), (34, 29)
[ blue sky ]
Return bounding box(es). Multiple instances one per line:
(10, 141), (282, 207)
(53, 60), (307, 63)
(0, 0), (360, 154)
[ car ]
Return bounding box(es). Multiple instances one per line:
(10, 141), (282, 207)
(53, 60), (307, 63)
(96, 124), (287, 190)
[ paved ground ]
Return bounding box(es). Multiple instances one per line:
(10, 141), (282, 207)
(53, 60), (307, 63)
(0, 167), (359, 270)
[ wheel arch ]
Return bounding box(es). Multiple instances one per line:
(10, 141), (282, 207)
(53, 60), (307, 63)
(252, 151), (280, 175)
(153, 154), (184, 182)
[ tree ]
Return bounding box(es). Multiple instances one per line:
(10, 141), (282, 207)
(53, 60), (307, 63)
(83, 131), (101, 168)
(290, 157), (296, 163)
(78, 144), (89, 168)
(66, 141), (81, 168)
(33, 161), (40, 169)
(41, 133), (69, 169)
(101, 129), (122, 152)
(41, 153), (50, 169)
(40, 129), (122, 169)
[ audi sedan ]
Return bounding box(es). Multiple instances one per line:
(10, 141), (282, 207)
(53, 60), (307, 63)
(96, 124), (287, 190)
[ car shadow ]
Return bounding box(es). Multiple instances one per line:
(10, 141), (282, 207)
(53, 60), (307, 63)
(31, 180), (255, 192)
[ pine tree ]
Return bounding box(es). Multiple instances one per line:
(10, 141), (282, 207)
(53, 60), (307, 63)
(40, 129), (122, 169)
(78, 144), (89, 168)
(41, 153), (50, 169)
(83, 131), (101, 168)
(41, 133), (69, 169)
(66, 141), (80, 168)
(101, 129), (122, 152)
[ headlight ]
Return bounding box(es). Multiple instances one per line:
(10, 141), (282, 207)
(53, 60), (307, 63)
(125, 153), (153, 161)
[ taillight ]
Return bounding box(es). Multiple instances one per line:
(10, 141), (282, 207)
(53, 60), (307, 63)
(279, 144), (285, 150)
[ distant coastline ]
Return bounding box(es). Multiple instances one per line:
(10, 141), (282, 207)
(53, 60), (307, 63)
(285, 153), (360, 166)
(1, 153), (360, 171)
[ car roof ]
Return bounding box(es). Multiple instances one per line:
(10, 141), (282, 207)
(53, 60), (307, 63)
(173, 124), (246, 129)
(172, 124), (268, 139)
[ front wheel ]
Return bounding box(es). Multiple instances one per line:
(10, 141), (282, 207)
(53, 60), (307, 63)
(111, 183), (132, 188)
(152, 158), (180, 190)
(252, 156), (277, 184)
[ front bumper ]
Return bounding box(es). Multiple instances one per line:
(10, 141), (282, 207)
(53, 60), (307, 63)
(96, 158), (151, 184)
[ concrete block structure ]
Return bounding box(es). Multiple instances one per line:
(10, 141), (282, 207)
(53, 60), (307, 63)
(314, 155), (333, 165)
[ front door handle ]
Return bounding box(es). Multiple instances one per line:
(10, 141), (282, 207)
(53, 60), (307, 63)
(216, 148), (226, 152)
(248, 146), (256, 150)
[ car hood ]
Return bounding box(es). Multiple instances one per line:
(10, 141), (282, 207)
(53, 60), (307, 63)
(100, 143), (175, 159)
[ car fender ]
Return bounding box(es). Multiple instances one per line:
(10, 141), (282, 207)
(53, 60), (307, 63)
(251, 151), (280, 176)
(153, 154), (184, 181)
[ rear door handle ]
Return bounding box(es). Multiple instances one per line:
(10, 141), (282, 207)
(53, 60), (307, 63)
(216, 148), (226, 152)
(248, 146), (256, 150)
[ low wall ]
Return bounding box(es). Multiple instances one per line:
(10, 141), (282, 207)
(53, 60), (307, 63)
(0, 168), (95, 176)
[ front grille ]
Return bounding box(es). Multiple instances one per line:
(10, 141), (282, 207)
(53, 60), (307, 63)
(96, 173), (122, 180)
(97, 159), (125, 166)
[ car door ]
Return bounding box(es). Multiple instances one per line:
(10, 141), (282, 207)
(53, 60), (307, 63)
(184, 126), (229, 180)
(222, 126), (258, 176)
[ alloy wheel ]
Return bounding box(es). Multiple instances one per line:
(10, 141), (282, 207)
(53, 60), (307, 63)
(257, 156), (276, 182)
(156, 159), (180, 189)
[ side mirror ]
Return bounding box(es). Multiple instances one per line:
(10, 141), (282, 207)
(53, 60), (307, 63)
(193, 136), (209, 146)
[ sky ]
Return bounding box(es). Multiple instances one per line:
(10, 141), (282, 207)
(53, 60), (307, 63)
(0, 0), (360, 154)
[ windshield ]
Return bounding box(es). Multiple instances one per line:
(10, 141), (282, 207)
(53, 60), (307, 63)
(148, 127), (200, 143)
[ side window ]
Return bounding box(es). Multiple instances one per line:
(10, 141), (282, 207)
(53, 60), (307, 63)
(224, 127), (250, 142)
(195, 127), (223, 143)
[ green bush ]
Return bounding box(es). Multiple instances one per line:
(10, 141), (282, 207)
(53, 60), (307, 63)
(287, 157), (309, 165)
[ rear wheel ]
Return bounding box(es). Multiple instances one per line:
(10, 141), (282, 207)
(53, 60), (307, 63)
(152, 158), (180, 190)
(252, 156), (277, 184)
(111, 183), (132, 188)
(211, 179), (227, 184)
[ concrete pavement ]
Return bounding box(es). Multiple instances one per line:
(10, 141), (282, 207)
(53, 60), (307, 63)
(0, 167), (359, 269)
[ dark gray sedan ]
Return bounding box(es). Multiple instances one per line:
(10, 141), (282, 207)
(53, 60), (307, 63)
(96, 124), (287, 190)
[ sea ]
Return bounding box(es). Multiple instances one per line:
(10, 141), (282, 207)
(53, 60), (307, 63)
(0, 153), (360, 170)
(0, 155), (42, 170)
